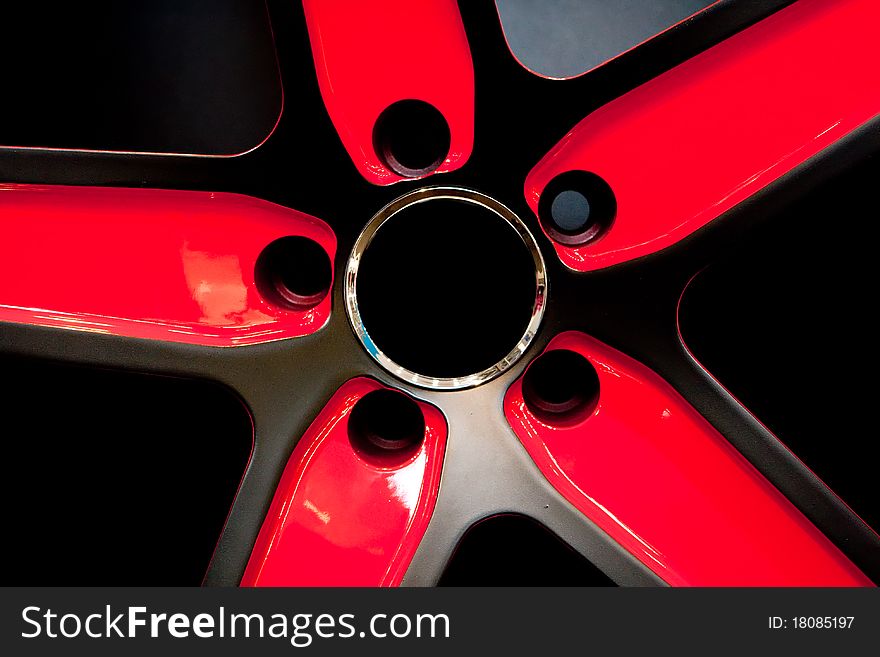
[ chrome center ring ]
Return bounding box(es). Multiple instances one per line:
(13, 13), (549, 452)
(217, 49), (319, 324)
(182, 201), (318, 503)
(345, 186), (548, 390)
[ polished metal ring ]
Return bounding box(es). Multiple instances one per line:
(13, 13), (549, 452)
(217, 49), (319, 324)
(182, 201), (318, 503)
(344, 186), (548, 390)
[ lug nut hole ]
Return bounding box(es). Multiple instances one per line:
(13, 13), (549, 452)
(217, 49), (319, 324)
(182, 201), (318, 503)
(255, 236), (332, 310)
(538, 171), (616, 246)
(522, 349), (599, 425)
(348, 389), (426, 467)
(373, 99), (451, 178)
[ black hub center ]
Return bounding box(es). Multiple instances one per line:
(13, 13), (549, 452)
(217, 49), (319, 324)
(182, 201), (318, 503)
(352, 191), (542, 382)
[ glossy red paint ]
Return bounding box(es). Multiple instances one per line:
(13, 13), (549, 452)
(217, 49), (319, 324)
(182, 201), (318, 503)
(505, 332), (871, 586)
(302, 0), (474, 185)
(526, 0), (880, 271)
(242, 378), (447, 586)
(0, 184), (335, 346)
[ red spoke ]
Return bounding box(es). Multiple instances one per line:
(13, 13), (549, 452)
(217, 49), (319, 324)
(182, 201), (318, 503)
(0, 185), (335, 346)
(242, 378), (447, 586)
(504, 331), (870, 585)
(302, 0), (474, 184)
(526, 0), (880, 271)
